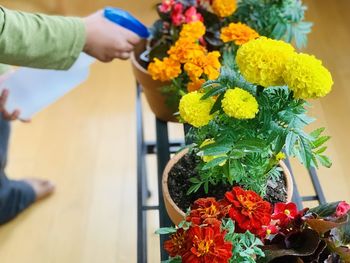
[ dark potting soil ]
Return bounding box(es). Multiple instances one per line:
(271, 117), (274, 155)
(168, 153), (287, 212)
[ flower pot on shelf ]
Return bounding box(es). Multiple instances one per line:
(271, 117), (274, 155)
(131, 40), (178, 122)
(162, 148), (294, 225)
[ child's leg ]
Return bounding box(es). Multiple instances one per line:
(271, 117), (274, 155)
(0, 117), (36, 224)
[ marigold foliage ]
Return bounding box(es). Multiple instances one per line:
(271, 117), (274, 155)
(147, 57), (181, 81)
(179, 91), (214, 128)
(222, 88), (259, 119)
(283, 53), (333, 99)
(180, 21), (206, 41)
(220, 22), (260, 45)
(236, 37), (296, 87)
(212, 0), (237, 18)
(199, 138), (227, 165)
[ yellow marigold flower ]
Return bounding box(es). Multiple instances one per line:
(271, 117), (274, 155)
(283, 53), (333, 99)
(221, 88), (259, 119)
(179, 91), (214, 128)
(236, 37), (296, 87)
(212, 0), (236, 18)
(276, 152), (286, 161)
(199, 139), (227, 165)
(168, 38), (206, 64)
(148, 57), (181, 82)
(180, 21), (206, 41)
(187, 78), (205, 92)
(220, 22), (260, 45)
(184, 51), (221, 81)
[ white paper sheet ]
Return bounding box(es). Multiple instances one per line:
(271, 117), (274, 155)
(0, 53), (95, 120)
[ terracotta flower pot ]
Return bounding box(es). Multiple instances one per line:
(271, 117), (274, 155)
(162, 148), (294, 225)
(131, 41), (178, 122)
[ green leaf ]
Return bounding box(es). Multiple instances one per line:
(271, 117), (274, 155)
(235, 138), (267, 152)
(202, 156), (228, 170)
(298, 134), (313, 168)
(161, 256), (182, 263)
(201, 145), (231, 156)
(312, 135), (331, 148)
(309, 201), (340, 217)
(310, 127), (326, 138)
(285, 132), (297, 156)
(271, 22), (287, 39)
(201, 86), (227, 100)
(317, 154), (332, 168)
(229, 159), (245, 182)
(204, 181), (209, 193)
(189, 177), (201, 184)
(187, 183), (202, 194)
(229, 149), (246, 159)
(202, 80), (221, 90)
(315, 146), (327, 154)
(155, 227), (177, 235)
(210, 92), (225, 114)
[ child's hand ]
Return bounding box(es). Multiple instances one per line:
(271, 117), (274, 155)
(83, 10), (141, 62)
(0, 89), (29, 122)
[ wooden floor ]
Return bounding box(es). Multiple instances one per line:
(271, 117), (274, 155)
(0, 0), (349, 262)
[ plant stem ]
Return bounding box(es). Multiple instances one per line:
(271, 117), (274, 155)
(256, 85), (265, 97)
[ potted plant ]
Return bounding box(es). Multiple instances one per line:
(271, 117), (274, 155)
(162, 36), (333, 225)
(131, 0), (312, 122)
(157, 187), (350, 263)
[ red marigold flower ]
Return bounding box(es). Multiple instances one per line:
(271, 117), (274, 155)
(224, 187), (272, 236)
(171, 3), (185, 26)
(272, 202), (299, 228)
(164, 228), (188, 257)
(187, 197), (230, 227)
(159, 0), (175, 13)
(182, 225), (233, 263)
(184, 6), (204, 23)
(336, 201), (350, 217)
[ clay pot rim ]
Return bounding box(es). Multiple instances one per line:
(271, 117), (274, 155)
(131, 50), (149, 75)
(162, 148), (294, 220)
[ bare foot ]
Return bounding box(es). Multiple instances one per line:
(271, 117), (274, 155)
(23, 178), (55, 201)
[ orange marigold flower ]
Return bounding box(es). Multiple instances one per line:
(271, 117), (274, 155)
(180, 21), (206, 41)
(187, 78), (205, 92)
(204, 51), (221, 80)
(147, 57), (181, 82)
(184, 51), (221, 81)
(224, 187), (272, 236)
(168, 38), (207, 64)
(220, 22), (260, 45)
(164, 228), (188, 257)
(182, 225), (233, 263)
(187, 197), (230, 227)
(212, 0), (237, 18)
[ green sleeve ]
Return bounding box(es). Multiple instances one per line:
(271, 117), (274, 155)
(0, 7), (86, 70)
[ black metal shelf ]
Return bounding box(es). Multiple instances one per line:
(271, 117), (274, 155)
(136, 84), (326, 262)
